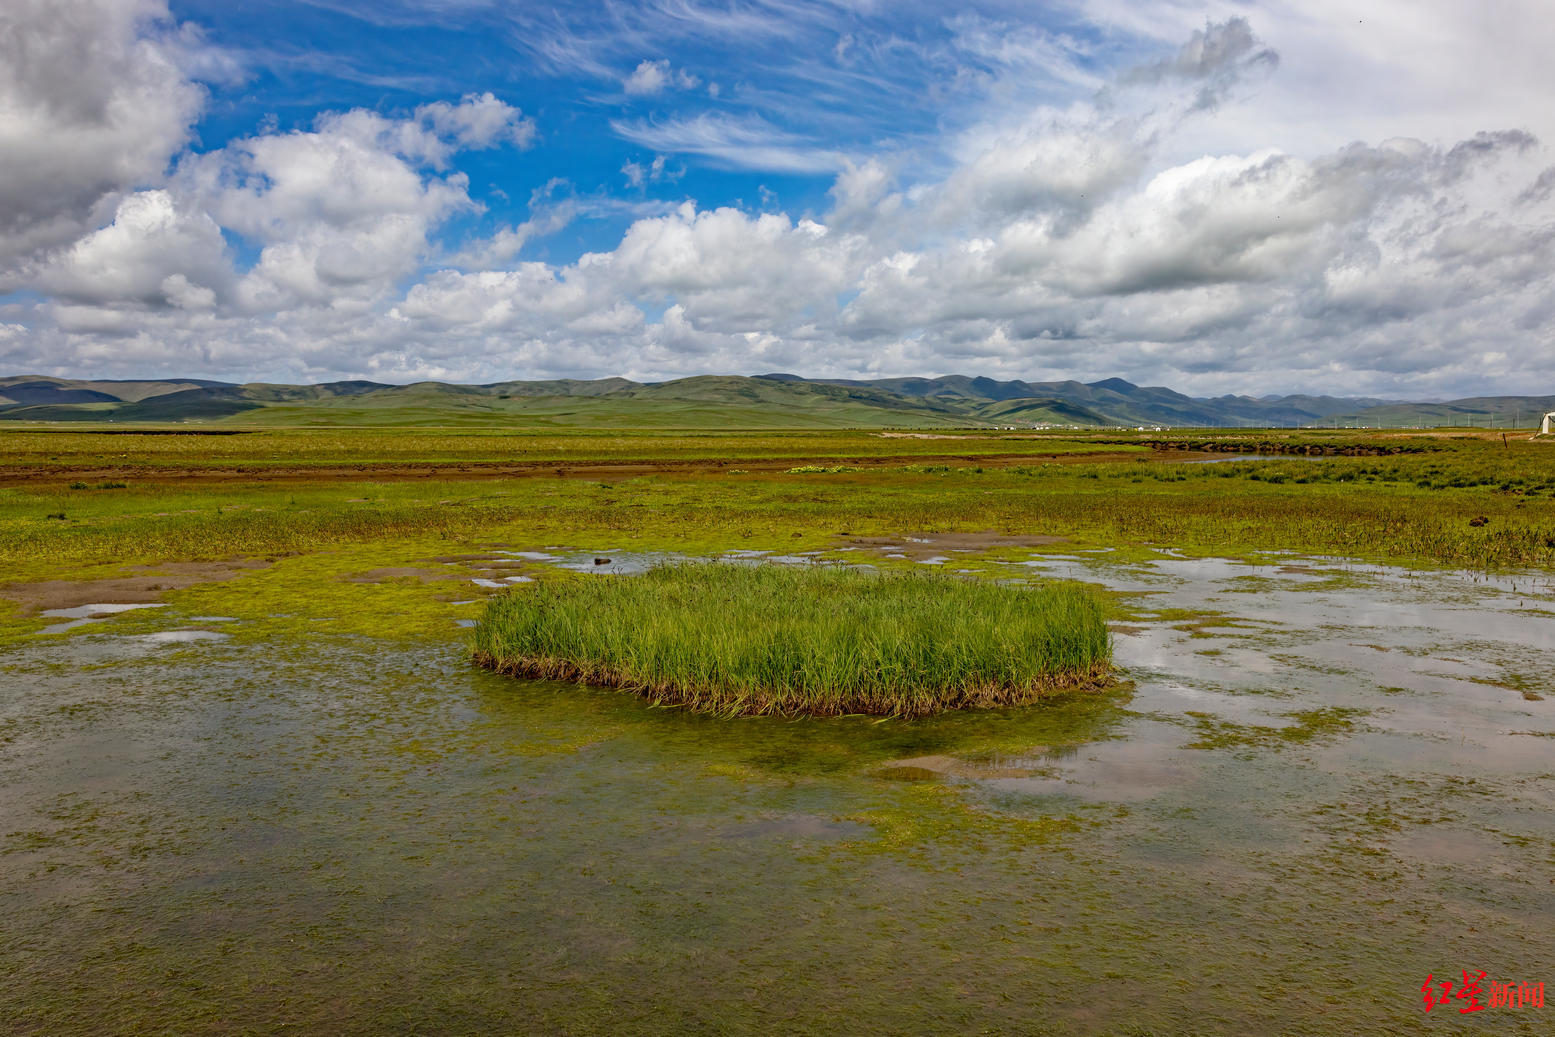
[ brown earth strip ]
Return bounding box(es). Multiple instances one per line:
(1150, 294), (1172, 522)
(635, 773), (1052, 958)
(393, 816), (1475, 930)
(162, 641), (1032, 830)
(0, 449), (1192, 487)
(1122, 439), (1417, 456)
(1, 559), (271, 612)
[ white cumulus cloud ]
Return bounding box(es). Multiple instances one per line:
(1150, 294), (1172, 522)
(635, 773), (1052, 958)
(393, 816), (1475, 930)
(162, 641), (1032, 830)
(0, 0), (210, 272)
(6, 7), (1555, 399)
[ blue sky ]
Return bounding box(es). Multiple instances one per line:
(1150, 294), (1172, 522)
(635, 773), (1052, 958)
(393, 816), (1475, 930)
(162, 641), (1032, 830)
(2, 1), (1554, 397)
(174, 1), (1125, 260)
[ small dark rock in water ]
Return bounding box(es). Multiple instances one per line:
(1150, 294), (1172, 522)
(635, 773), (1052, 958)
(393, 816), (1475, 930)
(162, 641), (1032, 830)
(1469, 516), (1489, 527)
(593, 557), (611, 565)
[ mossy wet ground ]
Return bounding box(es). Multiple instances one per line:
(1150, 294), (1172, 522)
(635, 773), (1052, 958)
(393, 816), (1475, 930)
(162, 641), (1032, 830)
(3, 539), (1555, 1033)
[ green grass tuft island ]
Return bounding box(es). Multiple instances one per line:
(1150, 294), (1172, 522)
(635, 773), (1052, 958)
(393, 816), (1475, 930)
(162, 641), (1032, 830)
(471, 563), (1113, 717)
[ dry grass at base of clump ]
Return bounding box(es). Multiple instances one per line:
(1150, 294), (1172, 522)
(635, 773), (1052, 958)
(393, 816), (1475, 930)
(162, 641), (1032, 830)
(471, 562), (1113, 718)
(475, 651), (1115, 717)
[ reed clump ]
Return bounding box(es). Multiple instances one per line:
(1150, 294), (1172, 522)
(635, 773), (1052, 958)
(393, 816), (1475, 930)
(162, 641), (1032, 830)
(471, 563), (1112, 717)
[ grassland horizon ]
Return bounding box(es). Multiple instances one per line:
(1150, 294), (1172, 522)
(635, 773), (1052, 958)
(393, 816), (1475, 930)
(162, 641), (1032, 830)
(471, 563), (1113, 717)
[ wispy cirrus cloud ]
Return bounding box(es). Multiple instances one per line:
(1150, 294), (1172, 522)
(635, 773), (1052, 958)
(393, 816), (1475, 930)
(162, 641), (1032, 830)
(610, 112), (849, 173)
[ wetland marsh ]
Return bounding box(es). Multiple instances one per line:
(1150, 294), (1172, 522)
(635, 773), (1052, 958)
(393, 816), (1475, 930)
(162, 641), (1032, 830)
(2, 427), (1554, 1034)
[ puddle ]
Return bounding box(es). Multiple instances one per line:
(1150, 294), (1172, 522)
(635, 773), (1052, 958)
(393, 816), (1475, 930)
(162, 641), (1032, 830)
(38, 619), (103, 635)
(470, 576), (532, 589)
(37, 602), (169, 635)
(543, 549), (845, 576)
(129, 630), (230, 644)
(551, 550), (694, 575)
(990, 726), (1198, 803)
(40, 603), (171, 620)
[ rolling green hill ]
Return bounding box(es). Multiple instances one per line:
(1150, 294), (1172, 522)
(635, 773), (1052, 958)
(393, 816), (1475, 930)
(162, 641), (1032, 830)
(1, 372), (1549, 429)
(971, 397), (1116, 426)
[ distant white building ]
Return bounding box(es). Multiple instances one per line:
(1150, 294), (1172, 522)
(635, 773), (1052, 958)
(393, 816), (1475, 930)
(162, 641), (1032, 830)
(1544, 411), (1555, 435)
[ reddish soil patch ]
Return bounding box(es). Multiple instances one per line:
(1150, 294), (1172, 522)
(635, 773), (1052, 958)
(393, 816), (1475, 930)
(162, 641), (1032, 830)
(1, 559), (271, 613)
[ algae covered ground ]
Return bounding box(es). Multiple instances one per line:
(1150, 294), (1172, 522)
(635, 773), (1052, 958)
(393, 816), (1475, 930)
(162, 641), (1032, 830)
(2, 425), (1554, 1034)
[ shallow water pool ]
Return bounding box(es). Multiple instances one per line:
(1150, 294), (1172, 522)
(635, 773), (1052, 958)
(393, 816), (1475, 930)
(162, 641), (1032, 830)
(2, 552), (1552, 1034)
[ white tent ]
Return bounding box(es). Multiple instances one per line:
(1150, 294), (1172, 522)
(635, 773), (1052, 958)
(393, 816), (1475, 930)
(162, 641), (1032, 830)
(1544, 412), (1555, 435)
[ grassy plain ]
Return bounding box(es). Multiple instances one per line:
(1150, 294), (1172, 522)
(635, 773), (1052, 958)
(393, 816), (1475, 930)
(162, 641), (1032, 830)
(0, 425), (1552, 646)
(0, 426), (1140, 475)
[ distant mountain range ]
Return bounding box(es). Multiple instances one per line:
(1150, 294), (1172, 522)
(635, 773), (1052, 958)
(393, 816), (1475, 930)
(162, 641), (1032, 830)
(2, 373), (1551, 430)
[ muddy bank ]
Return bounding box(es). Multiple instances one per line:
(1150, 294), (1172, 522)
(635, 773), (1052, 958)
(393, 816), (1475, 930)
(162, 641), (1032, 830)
(0, 558), (270, 612)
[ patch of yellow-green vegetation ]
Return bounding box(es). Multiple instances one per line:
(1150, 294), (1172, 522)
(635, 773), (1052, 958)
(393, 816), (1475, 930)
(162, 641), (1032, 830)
(1112, 604), (1261, 640)
(473, 563), (1114, 717)
(1223, 572), (1350, 595)
(1462, 671), (1547, 701)
(692, 682), (1133, 780)
(1307, 775), (1500, 846)
(1277, 574), (1375, 594)
(0, 537), (488, 648)
(1173, 619), (1261, 639)
(160, 542), (481, 643)
(492, 723), (629, 758)
(700, 761), (789, 783)
(0, 598), (47, 641)
(1182, 706), (1369, 753)
(843, 781), (1090, 858)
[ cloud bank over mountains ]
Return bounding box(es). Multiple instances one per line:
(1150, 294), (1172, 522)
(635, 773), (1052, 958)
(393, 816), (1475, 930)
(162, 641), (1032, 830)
(1, 0), (1553, 398)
